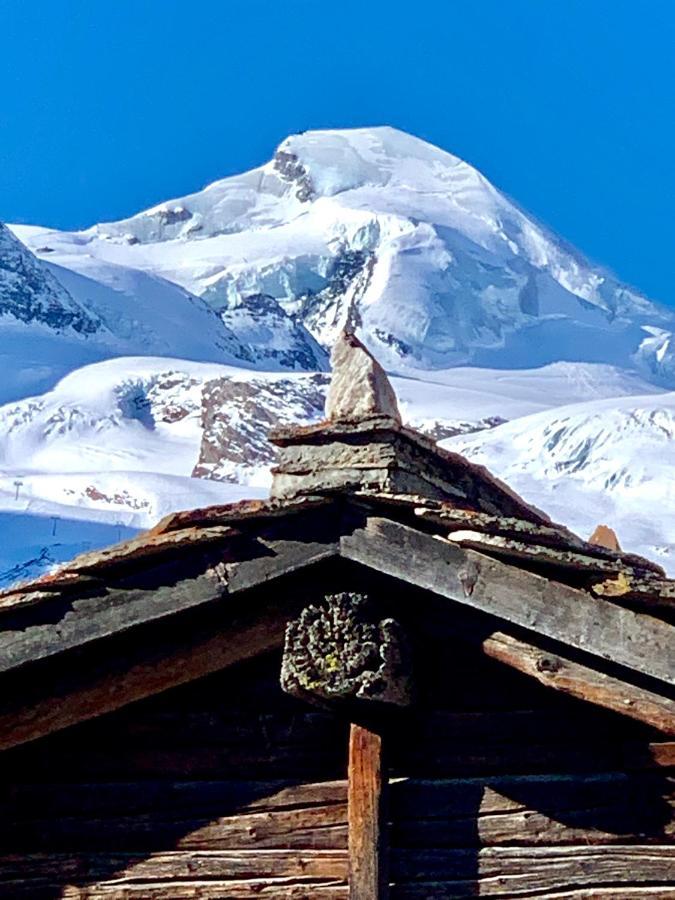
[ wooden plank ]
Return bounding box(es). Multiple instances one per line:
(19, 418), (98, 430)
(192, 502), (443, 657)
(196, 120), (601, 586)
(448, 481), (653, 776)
(339, 517), (675, 687)
(58, 885), (348, 899)
(481, 631), (675, 734)
(392, 885), (675, 899)
(0, 798), (348, 852)
(348, 724), (388, 900)
(444, 530), (657, 579)
(225, 535), (339, 594)
(389, 774), (675, 846)
(0, 566), (228, 676)
(0, 528), (338, 677)
(389, 745), (675, 778)
(413, 504), (662, 574)
(0, 779), (348, 820)
(0, 849), (349, 882)
(390, 845), (675, 895)
(56, 884), (348, 899)
(0, 606), (288, 753)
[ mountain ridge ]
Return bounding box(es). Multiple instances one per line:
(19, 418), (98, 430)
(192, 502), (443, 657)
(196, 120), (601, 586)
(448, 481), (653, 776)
(3, 126), (675, 582)
(12, 126), (674, 381)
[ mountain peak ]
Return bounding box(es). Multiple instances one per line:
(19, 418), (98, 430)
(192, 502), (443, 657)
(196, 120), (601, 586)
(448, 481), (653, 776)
(273, 125), (477, 200)
(14, 127), (674, 384)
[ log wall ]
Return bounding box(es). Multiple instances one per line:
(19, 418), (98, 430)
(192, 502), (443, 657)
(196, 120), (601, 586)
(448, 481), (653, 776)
(0, 564), (674, 898)
(387, 634), (675, 897)
(0, 652), (350, 899)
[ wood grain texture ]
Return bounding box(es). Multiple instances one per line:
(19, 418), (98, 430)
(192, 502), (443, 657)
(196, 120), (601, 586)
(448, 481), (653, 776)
(391, 886), (675, 899)
(0, 781), (349, 852)
(348, 724), (387, 900)
(0, 607), (287, 753)
(390, 845), (675, 895)
(56, 885), (347, 899)
(481, 631), (675, 734)
(340, 516), (675, 687)
(0, 850), (348, 899)
(0, 516), (338, 677)
(389, 774), (675, 846)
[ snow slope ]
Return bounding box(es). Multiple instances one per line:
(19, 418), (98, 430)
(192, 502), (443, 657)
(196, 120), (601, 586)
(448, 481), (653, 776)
(5, 126), (675, 581)
(445, 392), (675, 566)
(0, 354), (663, 582)
(0, 222), (255, 404)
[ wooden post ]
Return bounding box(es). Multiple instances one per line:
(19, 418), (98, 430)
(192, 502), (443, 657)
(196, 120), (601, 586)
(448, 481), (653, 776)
(348, 722), (388, 899)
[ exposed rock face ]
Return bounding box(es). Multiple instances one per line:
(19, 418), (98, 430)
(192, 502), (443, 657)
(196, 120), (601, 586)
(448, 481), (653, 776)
(154, 206), (192, 226)
(298, 248), (375, 345)
(192, 373), (328, 482)
(326, 330), (401, 423)
(217, 293), (328, 372)
(0, 223), (101, 334)
(273, 149), (315, 202)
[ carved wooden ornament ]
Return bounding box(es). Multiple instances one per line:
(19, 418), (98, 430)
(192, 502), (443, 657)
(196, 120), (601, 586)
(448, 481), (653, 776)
(280, 592), (411, 708)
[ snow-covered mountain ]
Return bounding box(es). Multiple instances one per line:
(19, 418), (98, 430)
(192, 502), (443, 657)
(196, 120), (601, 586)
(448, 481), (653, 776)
(14, 127), (675, 380)
(4, 126), (675, 582)
(0, 221), (256, 404)
(445, 392), (675, 567)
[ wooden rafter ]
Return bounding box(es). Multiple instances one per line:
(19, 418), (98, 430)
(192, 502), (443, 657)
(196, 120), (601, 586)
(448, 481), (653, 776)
(0, 606), (288, 753)
(482, 631), (675, 735)
(0, 531), (338, 677)
(340, 516), (675, 687)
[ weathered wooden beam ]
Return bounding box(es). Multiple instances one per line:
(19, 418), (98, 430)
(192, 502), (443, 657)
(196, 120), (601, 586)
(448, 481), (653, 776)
(390, 845), (675, 895)
(0, 849), (349, 880)
(348, 723), (388, 900)
(389, 773), (675, 846)
(481, 631), (675, 734)
(0, 566), (227, 676)
(339, 517), (675, 687)
(0, 530), (338, 677)
(225, 533), (339, 594)
(0, 606), (287, 753)
(445, 529), (656, 579)
(0, 848), (349, 895)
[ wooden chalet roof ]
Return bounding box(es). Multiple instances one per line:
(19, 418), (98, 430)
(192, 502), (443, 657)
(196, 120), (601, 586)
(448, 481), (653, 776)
(0, 331), (674, 752)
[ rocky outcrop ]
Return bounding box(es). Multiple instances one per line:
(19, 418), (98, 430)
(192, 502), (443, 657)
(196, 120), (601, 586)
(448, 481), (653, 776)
(273, 149), (314, 202)
(192, 373), (328, 482)
(298, 248), (375, 348)
(0, 223), (101, 334)
(590, 524), (622, 551)
(218, 293), (328, 372)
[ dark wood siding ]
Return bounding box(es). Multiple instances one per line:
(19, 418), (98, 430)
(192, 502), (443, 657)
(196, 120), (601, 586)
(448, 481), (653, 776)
(0, 652), (350, 899)
(387, 633), (675, 897)
(0, 564), (673, 898)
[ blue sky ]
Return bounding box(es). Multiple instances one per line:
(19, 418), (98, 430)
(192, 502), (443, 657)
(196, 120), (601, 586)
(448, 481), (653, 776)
(1, 0), (674, 304)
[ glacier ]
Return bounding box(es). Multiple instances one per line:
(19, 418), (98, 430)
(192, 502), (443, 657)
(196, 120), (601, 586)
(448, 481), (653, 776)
(3, 125), (675, 581)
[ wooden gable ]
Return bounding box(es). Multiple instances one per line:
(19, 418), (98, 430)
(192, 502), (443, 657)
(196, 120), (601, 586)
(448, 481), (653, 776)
(0, 570), (673, 897)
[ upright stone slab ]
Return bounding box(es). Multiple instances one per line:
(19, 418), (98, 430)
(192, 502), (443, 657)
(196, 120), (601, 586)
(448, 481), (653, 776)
(326, 331), (401, 424)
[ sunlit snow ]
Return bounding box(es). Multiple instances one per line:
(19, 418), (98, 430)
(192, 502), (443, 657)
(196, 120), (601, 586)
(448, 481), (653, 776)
(4, 126), (675, 582)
